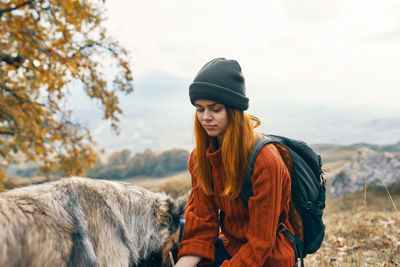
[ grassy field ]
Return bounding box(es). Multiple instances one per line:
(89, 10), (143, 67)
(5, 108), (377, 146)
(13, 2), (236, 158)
(305, 184), (400, 267)
(314, 145), (357, 164)
(125, 171), (191, 198)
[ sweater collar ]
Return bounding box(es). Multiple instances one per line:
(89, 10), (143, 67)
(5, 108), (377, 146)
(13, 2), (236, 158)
(206, 140), (223, 168)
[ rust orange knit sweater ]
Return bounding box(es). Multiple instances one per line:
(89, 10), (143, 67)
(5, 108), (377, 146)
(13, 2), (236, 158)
(178, 143), (296, 267)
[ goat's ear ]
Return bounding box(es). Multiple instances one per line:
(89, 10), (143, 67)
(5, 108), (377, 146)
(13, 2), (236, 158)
(165, 190), (189, 230)
(174, 190), (190, 219)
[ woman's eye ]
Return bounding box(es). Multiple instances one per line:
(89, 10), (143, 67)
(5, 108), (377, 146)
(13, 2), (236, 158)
(212, 108), (221, 112)
(196, 108), (204, 112)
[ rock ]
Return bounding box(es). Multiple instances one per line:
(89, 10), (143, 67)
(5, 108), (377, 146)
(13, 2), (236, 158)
(331, 147), (400, 197)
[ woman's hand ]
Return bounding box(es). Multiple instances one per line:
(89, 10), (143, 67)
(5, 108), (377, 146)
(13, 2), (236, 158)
(175, 255), (201, 267)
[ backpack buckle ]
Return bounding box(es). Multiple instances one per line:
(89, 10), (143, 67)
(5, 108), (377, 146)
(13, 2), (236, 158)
(278, 222), (288, 233)
(306, 201), (312, 210)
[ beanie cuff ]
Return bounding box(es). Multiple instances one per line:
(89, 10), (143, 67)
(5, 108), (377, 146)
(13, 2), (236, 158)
(189, 82), (249, 110)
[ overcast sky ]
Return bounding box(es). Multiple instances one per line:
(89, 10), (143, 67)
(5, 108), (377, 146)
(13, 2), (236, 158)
(70, 0), (400, 155)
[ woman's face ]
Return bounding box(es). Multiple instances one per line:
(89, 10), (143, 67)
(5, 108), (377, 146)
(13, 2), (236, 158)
(195, 99), (228, 143)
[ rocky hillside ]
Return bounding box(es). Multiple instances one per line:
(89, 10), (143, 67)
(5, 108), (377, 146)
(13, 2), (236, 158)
(330, 147), (400, 197)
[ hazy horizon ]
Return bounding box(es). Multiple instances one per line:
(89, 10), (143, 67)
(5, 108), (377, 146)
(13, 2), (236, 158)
(68, 0), (400, 155)
(68, 70), (400, 156)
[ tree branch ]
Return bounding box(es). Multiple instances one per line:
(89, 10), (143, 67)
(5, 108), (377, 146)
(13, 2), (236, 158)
(0, 0), (34, 19)
(0, 131), (14, 136)
(0, 109), (19, 132)
(0, 86), (28, 103)
(0, 54), (23, 67)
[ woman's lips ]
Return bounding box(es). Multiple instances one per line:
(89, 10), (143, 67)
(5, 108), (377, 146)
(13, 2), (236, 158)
(203, 125), (216, 130)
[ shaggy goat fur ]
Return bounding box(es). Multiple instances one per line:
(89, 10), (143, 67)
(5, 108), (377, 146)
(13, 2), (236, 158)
(0, 177), (185, 267)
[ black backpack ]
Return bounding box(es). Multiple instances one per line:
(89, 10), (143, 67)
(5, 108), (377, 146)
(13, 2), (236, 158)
(240, 134), (326, 267)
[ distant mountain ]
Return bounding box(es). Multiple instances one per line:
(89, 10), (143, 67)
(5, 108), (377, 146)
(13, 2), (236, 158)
(312, 141), (400, 153)
(311, 141), (400, 164)
(330, 147), (400, 197)
(345, 141), (400, 153)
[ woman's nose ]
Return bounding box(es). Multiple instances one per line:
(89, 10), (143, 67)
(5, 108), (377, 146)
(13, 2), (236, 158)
(202, 110), (213, 120)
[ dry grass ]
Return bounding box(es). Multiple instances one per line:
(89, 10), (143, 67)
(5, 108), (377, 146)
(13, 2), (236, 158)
(317, 147), (356, 164)
(4, 176), (50, 190)
(305, 185), (400, 267)
(157, 179), (191, 199)
(306, 211), (399, 267)
(125, 171), (191, 197)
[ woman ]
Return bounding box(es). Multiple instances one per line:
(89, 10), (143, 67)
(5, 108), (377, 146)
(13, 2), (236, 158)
(176, 58), (296, 267)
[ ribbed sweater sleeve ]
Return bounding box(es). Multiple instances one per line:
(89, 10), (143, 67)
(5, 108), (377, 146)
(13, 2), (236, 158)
(221, 144), (290, 267)
(177, 151), (219, 263)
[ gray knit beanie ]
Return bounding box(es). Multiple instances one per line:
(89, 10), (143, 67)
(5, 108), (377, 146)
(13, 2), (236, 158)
(189, 58), (249, 110)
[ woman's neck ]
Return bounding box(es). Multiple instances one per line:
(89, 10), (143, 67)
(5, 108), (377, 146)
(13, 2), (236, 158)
(217, 135), (224, 147)
(211, 138), (222, 152)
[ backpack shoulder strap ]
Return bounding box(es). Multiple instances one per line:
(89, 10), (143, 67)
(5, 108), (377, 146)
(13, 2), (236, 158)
(240, 134), (293, 208)
(240, 135), (275, 208)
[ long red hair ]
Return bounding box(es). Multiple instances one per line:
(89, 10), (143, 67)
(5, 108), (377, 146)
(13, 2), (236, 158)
(193, 107), (260, 199)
